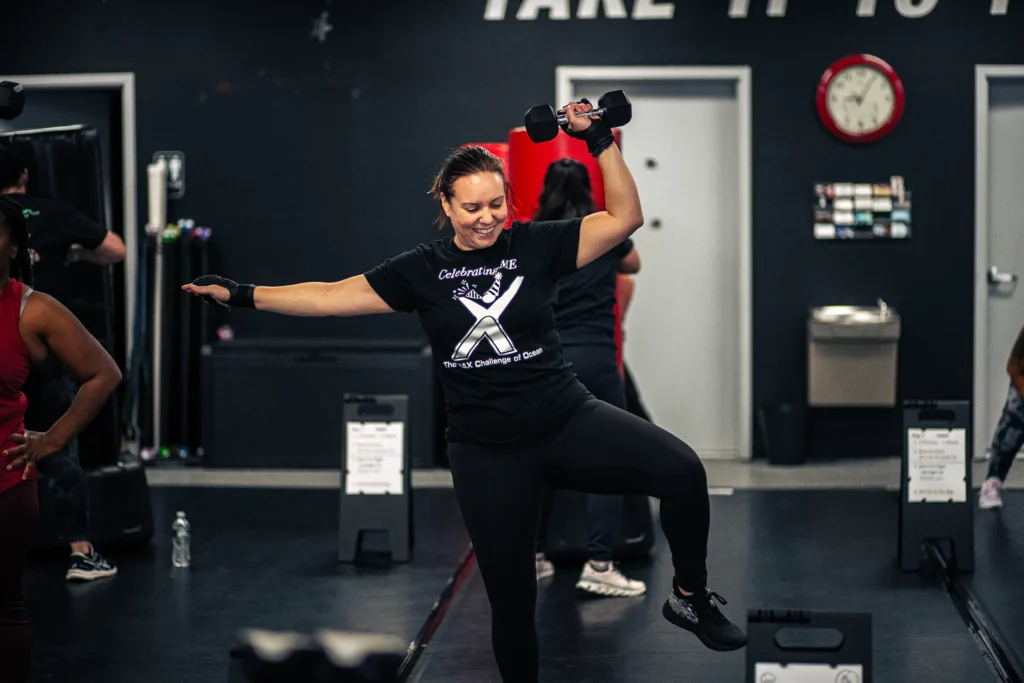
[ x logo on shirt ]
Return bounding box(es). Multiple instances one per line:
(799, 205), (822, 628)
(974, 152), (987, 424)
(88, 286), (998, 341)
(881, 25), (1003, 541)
(452, 276), (524, 361)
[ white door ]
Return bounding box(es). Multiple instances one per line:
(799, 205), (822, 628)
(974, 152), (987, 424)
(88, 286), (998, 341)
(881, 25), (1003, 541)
(982, 78), (1024, 458)
(571, 79), (742, 458)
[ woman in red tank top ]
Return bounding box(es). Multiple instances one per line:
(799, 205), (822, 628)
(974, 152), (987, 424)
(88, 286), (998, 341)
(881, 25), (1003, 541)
(0, 196), (122, 683)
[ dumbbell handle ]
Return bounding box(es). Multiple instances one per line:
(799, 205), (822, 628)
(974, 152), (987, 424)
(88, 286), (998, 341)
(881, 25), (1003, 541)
(555, 107), (607, 126)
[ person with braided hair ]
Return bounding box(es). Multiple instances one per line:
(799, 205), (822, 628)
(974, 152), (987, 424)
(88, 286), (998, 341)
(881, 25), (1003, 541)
(0, 141), (123, 582)
(183, 101), (746, 682)
(0, 195), (122, 683)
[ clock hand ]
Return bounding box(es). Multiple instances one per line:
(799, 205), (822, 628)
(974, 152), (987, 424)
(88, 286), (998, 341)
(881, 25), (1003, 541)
(858, 74), (877, 101)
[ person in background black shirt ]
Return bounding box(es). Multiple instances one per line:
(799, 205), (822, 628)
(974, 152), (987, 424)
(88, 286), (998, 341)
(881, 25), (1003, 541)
(0, 143), (122, 582)
(183, 102), (747, 682)
(532, 159), (646, 598)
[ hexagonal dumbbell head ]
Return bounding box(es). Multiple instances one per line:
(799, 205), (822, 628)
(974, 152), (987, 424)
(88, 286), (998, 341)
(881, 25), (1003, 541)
(597, 90), (631, 128)
(524, 104), (560, 143)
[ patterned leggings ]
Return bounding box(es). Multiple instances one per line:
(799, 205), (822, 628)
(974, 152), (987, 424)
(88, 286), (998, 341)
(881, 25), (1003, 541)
(988, 382), (1024, 481)
(25, 360), (90, 543)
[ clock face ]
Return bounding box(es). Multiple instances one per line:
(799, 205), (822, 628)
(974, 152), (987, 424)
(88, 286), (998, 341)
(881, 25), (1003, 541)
(824, 65), (897, 137)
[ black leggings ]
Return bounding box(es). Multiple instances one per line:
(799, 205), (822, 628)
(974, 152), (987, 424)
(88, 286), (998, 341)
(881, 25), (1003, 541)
(448, 397), (709, 683)
(0, 480), (39, 683)
(537, 348), (627, 561)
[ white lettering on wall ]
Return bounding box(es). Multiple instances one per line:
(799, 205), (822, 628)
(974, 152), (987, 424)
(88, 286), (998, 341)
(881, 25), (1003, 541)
(895, 0), (939, 18)
(578, 0), (629, 18)
(486, 0), (1012, 19)
(728, 0), (749, 17)
(729, 0), (782, 17)
(857, 0), (878, 16)
(632, 0), (675, 19)
(516, 0), (571, 19)
(483, 0), (508, 20)
(729, 0), (787, 17)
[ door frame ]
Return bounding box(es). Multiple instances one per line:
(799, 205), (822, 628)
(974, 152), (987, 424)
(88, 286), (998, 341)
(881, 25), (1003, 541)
(0, 72), (138, 361)
(973, 65), (1024, 460)
(556, 66), (753, 460)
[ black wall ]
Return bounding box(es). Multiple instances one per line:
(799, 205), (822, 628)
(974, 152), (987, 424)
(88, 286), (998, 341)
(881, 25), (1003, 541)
(5, 0), (1024, 458)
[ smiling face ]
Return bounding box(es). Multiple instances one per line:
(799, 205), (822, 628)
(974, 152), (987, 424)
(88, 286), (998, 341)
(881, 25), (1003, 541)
(442, 171), (508, 251)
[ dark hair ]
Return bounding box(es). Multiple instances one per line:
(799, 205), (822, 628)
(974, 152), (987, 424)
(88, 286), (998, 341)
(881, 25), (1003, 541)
(0, 141), (31, 191)
(428, 146), (512, 228)
(534, 158), (596, 221)
(0, 195), (32, 285)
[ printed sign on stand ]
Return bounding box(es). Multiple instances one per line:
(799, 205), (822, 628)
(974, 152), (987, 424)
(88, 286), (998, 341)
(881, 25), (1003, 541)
(906, 427), (968, 503)
(345, 422), (405, 496)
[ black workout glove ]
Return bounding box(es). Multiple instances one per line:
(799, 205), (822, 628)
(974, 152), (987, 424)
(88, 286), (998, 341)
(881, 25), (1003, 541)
(192, 274), (256, 308)
(559, 98), (615, 159)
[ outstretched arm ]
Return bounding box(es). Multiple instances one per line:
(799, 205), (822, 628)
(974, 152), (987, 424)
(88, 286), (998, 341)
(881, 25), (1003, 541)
(182, 274), (395, 317)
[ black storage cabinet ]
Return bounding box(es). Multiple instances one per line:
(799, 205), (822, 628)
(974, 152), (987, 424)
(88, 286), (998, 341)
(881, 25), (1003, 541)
(200, 339), (436, 469)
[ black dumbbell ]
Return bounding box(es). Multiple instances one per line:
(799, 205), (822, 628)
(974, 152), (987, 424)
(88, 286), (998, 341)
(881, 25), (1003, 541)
(524, 90), (631, 143)
(0, 82), (25, 121)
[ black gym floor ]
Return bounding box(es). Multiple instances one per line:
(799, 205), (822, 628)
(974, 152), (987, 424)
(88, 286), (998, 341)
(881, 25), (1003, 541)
(24, 486), (1024, 682)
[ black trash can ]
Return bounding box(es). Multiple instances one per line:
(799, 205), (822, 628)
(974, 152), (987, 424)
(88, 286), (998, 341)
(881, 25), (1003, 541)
(758, 402), (808, 465)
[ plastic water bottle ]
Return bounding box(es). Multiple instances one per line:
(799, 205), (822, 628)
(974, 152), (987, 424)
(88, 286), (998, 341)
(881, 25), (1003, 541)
(172, 511), (191, 568)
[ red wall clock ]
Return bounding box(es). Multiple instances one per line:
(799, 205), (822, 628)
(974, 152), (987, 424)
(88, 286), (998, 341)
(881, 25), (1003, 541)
(817, 54), (905, 143)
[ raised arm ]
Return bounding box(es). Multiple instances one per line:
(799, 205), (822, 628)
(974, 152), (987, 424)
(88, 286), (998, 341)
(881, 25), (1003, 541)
(557, 101), (644, 269)
(182, 274), (395, 317)
(578, 145), (643, 268)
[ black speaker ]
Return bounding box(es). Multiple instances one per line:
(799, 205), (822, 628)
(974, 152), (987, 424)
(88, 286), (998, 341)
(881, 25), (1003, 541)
(201, 339), (437, 469)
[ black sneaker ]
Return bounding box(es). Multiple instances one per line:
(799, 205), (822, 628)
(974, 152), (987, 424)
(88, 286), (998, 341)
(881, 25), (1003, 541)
(66, 547), (118, 582)
(662, 587), (747, 651)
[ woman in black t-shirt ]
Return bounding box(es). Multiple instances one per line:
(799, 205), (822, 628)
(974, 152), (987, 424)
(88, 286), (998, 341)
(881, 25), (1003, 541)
(531, 158), (647, 599)
(183, 102), (747, 681)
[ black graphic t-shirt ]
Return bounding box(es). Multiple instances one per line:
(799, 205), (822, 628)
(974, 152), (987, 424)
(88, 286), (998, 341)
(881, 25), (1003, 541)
(364, 218), (592, 446)
(554, 237), (633, 353)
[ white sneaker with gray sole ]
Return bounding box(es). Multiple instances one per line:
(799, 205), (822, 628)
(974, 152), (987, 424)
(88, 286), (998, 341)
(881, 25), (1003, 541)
(575, 561), (646, 597)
